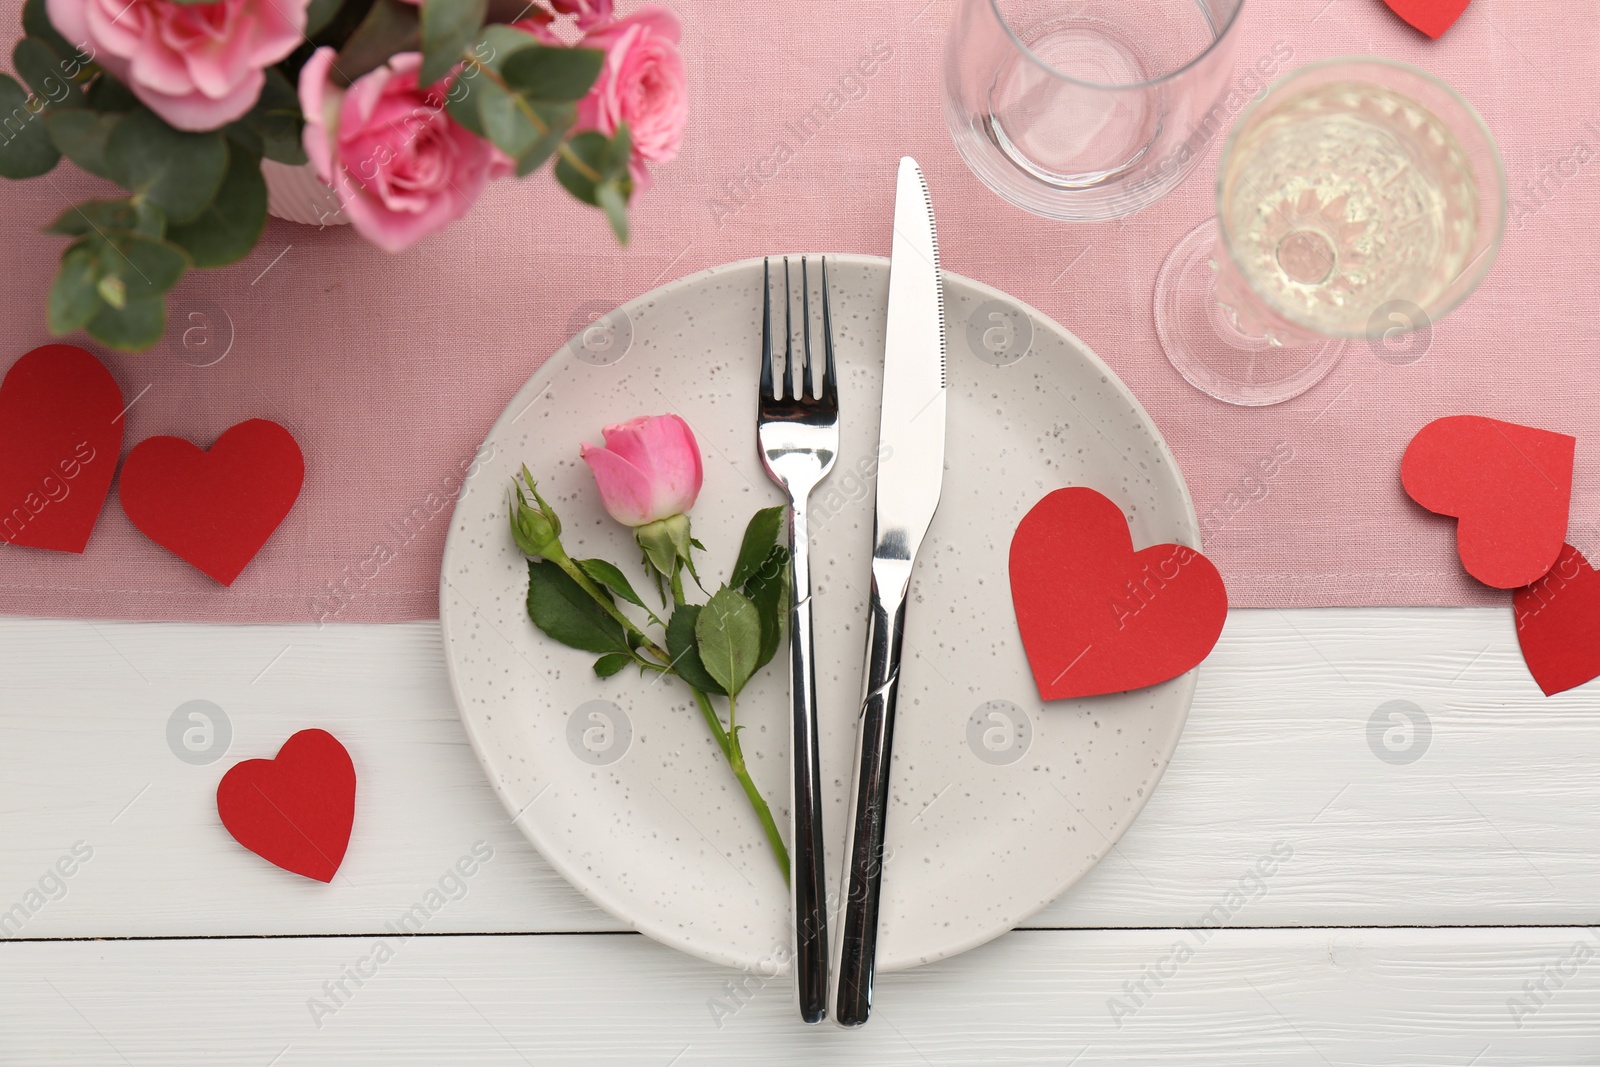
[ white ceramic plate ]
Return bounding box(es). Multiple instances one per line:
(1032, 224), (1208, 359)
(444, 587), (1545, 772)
(440, 255), (1200, 972)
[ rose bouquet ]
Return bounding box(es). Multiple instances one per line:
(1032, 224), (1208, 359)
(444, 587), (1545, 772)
(0, 0), (686, 350)
(510, 415), (793, 880)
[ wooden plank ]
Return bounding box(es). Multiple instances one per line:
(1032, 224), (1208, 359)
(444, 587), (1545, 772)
(2, 927), (1597, 1064)
(0, 610), (1595, 940)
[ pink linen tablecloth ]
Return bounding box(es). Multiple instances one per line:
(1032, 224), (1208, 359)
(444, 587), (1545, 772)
(0, 0), (1591, 622)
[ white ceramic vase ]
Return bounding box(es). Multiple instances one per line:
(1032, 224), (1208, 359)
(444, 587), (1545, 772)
(261, 159), (348, 227)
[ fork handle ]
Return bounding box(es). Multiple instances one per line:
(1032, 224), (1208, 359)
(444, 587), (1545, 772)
(786, 499), (829, 1024)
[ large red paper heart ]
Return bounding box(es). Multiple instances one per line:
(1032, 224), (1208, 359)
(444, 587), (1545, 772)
(1514, 544), (1600, 697)
(217, 729), (355, 882)
(0, 344), (124, 553)
(1400, 415), (1573, 590)
(1381, 0), (1470, 38)
(118, 418), (304, 585)
(1009, 487), (1228, 700)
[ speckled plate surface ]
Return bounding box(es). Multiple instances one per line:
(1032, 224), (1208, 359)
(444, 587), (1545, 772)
(440, 255), (1200, 973)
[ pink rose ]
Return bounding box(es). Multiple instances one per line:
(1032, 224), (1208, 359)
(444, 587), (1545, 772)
(552, 0), (614, 30)
(47, 0), (309, 131)
(299, 48), (501, 254)
(577, 6), (687, 190)
(580, 414), (702, 527)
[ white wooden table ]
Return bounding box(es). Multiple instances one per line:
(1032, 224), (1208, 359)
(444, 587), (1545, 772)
(2, 608), (1597, 1064)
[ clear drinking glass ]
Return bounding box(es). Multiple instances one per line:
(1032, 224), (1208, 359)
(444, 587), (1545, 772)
(1154, 58), (1507, 406)
(943, 0), (1246, 221)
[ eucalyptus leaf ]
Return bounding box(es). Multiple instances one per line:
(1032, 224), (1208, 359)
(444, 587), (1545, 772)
(597, 180), (628, 245)
(98, 232), (188, 299)
(525, 558), (630, 655)
(232, 68), (306, 166)
(554, 129), (605, 204)
(593, 652), (632, 678)
(304, 0), (345, 37)
(419, 0), (486, 86)
(664, 604), (726, 696)
(0, 74), (60, 178)
(576, 558), (647, 610)
(14, 37), (83, 109)
(46, 241), (99, 335)
(46, 198), (164, 238)
(166, 144), (267, 267)
(104, 110), (227, 224)
(22, 0), (76, 62)
(695, 587), (762, 698)
(86, 293), (164, 350)
(44, 107), (120, 178)
(334, 0), (420, 86)
(85, 74), (139, 112)
(743, 545), (788, 672)
(730, 506), (786, 588)
(500, 45), (603, 102)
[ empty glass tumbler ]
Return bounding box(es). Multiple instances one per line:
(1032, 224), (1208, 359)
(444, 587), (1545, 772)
(943, 0), (1246, 221)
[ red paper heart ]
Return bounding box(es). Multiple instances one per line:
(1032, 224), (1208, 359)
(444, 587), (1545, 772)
(1514, 544), (1600, 696)
(118, 418), (304, 585)
(217, 729), (355, 882)
(0, 344), (124, 553)
(1381, 0), (1470, 38)
(1009, 487), (1228, 700)
(1401, 415), (1574, 590)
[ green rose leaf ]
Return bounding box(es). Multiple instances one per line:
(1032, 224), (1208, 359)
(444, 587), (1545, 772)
(14, 37), (84, 109)
(525, 558), (629, 655)
(500, 45), (603, 102)
(742, 545), (789, 672)
(86, 293), (165, 350)
(166, 144), (267, 268)
(576, 558), (647, 611)
(0, 74), (60, 178)
(592, 652), (632, 678)
(695, 586), (762, 699)
(420, 0), (487, 86)
(46, 198), (165, 238)
(46, 242), (99, 335)
(44, 108), (120, 178)
(730, 506), (785, 588)
(22, 0), (76, 62)
(664, 604), (727, 696)
(333, 0), (420, 86)
(104, 110), (227, 224)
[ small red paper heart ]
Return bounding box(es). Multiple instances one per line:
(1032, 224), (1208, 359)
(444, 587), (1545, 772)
(0, 344), (124, 553)
(118, 418), (304, 585)
(1514, 544), (1600, 697)
(1381, 0), (1469, 38)
(1009, 487), (1228, 700)
(1401, 415), (1574, 590)
(217, 729), (355, 882)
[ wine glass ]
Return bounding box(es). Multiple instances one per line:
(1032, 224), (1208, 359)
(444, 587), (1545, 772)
(1154, 57), (1506, 406)
(943, 0), (1246, 222)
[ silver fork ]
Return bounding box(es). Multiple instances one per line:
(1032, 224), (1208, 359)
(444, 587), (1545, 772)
(757, 255), (838, 1025)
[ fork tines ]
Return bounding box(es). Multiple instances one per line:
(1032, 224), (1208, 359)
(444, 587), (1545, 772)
(761, 256), (838, 406)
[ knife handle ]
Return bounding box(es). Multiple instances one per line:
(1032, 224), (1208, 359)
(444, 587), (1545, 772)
(832, 568), (910, 1028)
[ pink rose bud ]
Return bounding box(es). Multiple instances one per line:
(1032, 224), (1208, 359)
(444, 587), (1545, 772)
(47, 0), (311, 131)
(298, 48), (503, 253)
(580, 414), (702, 527)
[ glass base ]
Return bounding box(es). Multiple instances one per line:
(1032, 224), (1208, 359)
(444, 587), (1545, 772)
(1153, 218), (1345, 407)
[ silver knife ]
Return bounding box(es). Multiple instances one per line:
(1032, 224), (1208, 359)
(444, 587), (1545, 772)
(830, 156), (947, 1028)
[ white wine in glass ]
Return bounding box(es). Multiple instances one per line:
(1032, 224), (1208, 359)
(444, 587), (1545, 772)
(1155, 58), (1506, 406)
